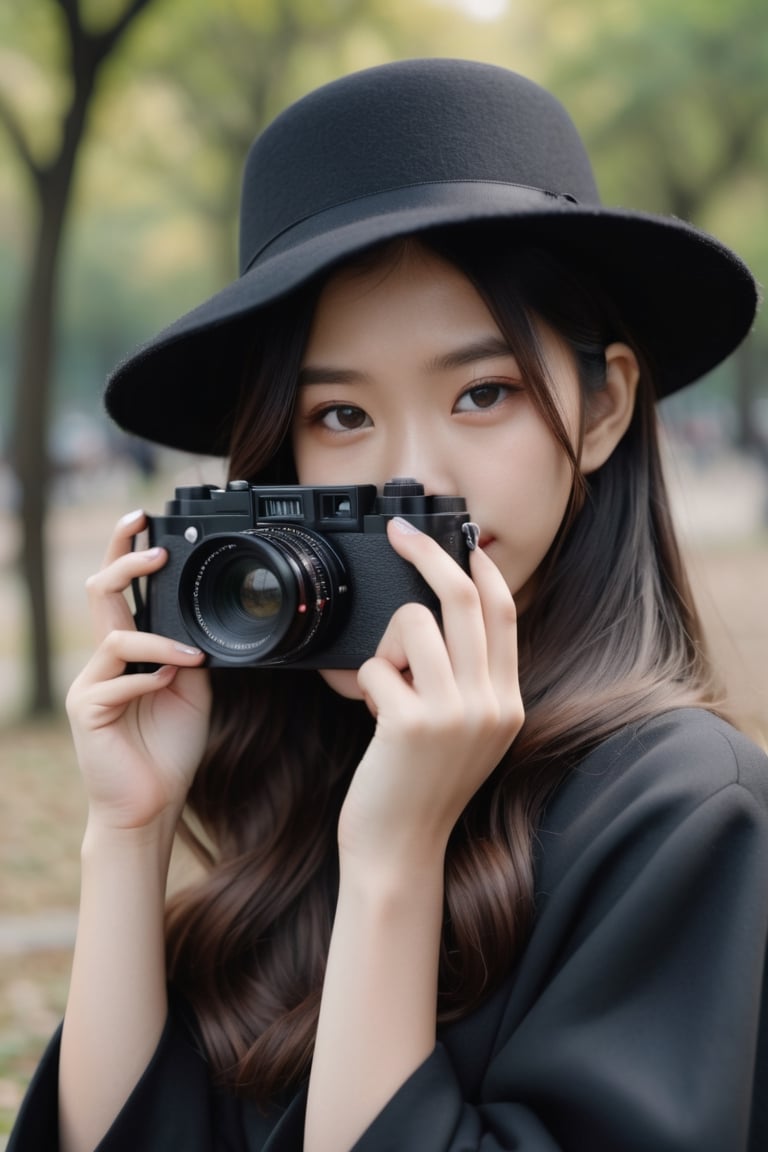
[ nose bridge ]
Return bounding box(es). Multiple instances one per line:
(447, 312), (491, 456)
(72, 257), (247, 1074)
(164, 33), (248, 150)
(381, 418), (452, 495)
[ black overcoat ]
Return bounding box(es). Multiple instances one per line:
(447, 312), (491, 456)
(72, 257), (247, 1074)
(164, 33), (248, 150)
(8, 708), (768, 1151)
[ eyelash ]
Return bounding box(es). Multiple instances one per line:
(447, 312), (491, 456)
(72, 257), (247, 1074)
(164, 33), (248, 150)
(453, 380), (521, 412)
(306, 380), (521, 433)
(308, 405), (372, 433)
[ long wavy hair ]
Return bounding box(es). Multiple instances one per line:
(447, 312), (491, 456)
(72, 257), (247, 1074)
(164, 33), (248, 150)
(165, 226), (723, 1102)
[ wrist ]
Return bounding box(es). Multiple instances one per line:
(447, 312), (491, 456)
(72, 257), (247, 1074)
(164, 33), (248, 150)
(338, 841), (446, 910)
(338, 821), (449, 884)
(82, 809), (179, 875)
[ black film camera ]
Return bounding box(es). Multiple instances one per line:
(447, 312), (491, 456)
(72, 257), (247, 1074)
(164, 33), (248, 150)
(135, 478), (472, 669)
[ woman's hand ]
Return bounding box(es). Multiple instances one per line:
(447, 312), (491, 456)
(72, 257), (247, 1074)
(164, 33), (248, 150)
(61, 512), (210, 1152)
(65, 509), (211, 834)
(339, 516), (523, 871)
(308, 517), (522, 1152)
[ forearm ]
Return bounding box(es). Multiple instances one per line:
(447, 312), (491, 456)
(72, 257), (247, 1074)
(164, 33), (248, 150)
(59, 813), (177, 1152)
(305, 853), (445, 1152)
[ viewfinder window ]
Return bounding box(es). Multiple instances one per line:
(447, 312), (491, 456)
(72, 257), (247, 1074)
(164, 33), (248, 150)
(321, 495), (352, 518)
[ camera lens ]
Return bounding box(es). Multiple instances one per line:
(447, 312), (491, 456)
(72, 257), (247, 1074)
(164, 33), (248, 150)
(178, 527), (347, 663)
(232, 563), (282, 620)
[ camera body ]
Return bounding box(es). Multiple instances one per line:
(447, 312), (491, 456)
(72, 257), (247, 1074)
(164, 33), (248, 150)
(137, 478), (471, 669)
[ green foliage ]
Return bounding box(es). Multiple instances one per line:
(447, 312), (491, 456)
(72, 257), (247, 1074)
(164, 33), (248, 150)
(537, 0), (768, 268)
(0, 0), (68, 166)
(0, 0), (766, 428)
(1, 0), (521, 422)
(525, 0), (768, 392)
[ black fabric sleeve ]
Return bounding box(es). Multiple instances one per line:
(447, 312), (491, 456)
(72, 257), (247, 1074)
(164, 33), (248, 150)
(350, 743), (768, 1151)
(5, 999), (224, 1152)
(5, 1025), (62, 1152)
(7, 713), (767, 1152)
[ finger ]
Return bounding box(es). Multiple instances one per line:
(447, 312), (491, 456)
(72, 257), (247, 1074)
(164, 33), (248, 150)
(71, 663), (182, 724)
(386, 518), (489, 687)
(85, 508), (151, 639)
(370, 602), (458, 703)
(77, 629), (204, 687)
(86, 546), (168, 640)
(101, 508), (146, 567)
(357, 653), (405, 717)
(467, 545), (520, 692)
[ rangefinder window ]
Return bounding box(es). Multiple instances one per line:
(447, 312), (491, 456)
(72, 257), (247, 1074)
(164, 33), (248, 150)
(257, 496), (303, 518)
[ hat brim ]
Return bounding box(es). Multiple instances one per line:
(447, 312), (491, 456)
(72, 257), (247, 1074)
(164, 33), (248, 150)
(105, 182), (758, 456)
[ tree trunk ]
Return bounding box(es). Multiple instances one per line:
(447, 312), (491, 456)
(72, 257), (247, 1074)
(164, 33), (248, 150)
(12, 28), (95, 716)
(10, 0), (153, 716)
(14, 164), (73, 713)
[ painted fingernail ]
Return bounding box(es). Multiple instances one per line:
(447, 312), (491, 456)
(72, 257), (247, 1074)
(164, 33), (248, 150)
(462, 522), (480, 551)
(391, 516), (421, 535)
(119, 509), (144, 527)
(174, 643), (202, 656)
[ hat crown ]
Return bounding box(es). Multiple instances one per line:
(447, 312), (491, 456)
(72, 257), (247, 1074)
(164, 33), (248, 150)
(238, 59), (600, 275)
(104, 58), (757, 455)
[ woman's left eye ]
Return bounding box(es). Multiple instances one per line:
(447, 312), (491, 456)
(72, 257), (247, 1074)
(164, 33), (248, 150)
(453, 382), (516, 413)
(312, 404), (372, 432)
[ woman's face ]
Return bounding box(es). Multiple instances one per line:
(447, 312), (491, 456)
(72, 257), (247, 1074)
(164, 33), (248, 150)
(292, 242), (581, 613)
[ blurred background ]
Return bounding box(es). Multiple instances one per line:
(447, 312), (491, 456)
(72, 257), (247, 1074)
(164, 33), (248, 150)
(0, 0), (766, 1137)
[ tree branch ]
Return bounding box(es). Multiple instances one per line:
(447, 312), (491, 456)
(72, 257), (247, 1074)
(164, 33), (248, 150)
(93, 0), (155, 64)
(55, 0), (81, 49)
(0, 88), (42, 186)
(51, 0), (155, 178)
(54, 0), (154, 80)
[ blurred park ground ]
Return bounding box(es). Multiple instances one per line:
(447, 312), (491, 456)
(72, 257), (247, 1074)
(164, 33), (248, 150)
(1, 0), (767, 1141)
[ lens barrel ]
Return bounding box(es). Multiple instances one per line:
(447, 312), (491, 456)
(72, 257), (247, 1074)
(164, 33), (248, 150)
(178, 526), (347, 663)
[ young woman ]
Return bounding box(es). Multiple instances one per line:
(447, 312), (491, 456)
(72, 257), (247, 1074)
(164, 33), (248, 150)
(9, 59), (767, 1152)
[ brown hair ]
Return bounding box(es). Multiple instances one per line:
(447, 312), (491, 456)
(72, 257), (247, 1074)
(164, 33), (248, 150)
(165, 229), (722, 1100)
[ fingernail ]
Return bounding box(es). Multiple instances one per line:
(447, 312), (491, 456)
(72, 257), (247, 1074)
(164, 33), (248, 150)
(174, 643), (201, 656)
(462, 522), (480, 551)
(391, 516), (421, 535)
(119, 509), (144, 527)
(145, 547), (164, 559)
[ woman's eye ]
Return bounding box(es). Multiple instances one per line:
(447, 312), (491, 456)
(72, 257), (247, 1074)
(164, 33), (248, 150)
(453, 382), (514, 413)
(315, 405), (371, 432)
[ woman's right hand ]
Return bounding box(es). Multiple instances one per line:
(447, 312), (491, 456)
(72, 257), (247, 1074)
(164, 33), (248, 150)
(65, 509), (211, 833)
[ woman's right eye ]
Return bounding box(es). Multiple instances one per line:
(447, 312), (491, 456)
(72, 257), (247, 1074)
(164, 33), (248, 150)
(313, 405), (372, 432)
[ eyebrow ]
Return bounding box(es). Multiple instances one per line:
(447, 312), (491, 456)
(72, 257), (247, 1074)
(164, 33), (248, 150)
(425, 336), (517, 373)
(298, 336), (517, 387)
(297, 365), (366, 387)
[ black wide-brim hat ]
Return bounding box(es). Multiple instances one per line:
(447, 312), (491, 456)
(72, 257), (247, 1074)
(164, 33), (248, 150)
(105, 58), (759, 457)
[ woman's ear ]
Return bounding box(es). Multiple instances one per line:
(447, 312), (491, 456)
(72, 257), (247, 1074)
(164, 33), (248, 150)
(580, 342), (640, 474)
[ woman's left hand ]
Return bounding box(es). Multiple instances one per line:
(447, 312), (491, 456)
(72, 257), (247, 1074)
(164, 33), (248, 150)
(338, 517), (524, 871)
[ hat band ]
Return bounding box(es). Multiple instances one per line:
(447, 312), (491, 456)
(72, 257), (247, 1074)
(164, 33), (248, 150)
(241, 180), (580, 274)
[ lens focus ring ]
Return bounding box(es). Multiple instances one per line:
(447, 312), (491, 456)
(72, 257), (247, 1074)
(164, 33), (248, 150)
(177, 526), (347, 664)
